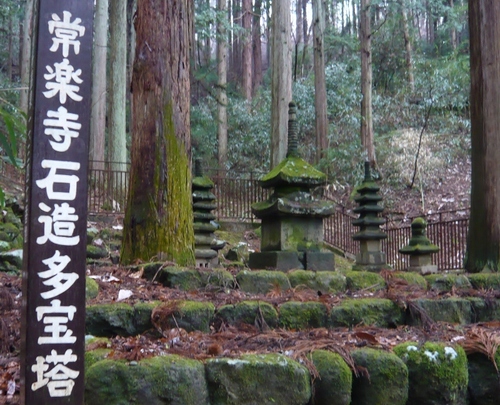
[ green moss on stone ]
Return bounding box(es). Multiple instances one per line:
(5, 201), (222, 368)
(311, 350), (352, 405)
(287, 270), (347, 293)
(409, 298), (472, 325)
(345, 271), (386, 292)
(164, 266), (204, 290)
(260, 155), (326, 187)
(351, 348), (408, 405)
(468, 273), (500, 290)
(278, 301), (327, 329)
(467, 349), (500, 405)
(216, 300), (278, 328)
(236, 270), (291, 294)
(86, 303), (137, 337)
(205, 353), (311, 405)
(425, 274), (472, 292)
(199, 268), (235, 289)
(87, 245), (108, 259)
(133, 302), (161, 332)
(467, 298), (500, 323)
(392, 271), (428, 289)
(86, 276), (99, 301)
(85, 348), (112, 370)
(394, 342), (468, 405)
(329, 298), (405, 328)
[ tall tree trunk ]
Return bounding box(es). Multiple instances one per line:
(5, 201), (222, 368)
(400, 0), (415, 92)
(231, 0), (242, 85)
(90, 0), (108, 170)
(313, 0), (328, 163)
(449, 0), (457, 50)
(270, 0), (292, 167)
(252, 0), (263, 93)
(242, 0), (252, 100)
(217, 0), (229, 171)
(122, 0), (194, 266)
(7, 18), (13, 81)
(360, 0), (376, 167)
(352, 0), (358, 37)
(108, 0), (128, 171)
(19, 0), (34, 114)
(465, 0), (500, 273)
(301, 0), (308, 76)
(426, 0), (435, 45)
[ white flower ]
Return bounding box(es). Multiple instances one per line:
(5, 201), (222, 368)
(406, 345), (418, 352)
(423, 350), (439, 362)
(444, 347), (458, 360)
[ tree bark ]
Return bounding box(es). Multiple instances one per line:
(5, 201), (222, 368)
(90, 0), (108, 170)
(242, 0), (252, 100)
(121, 0), (194, 266)
(465, 0), (500, 272)
(252, 0), (263, 93)
(360, 0), (376, 166)
(19, 0), (34, 114)
(400, 0), (415, 92)
(270, 0), (292, 167)
(108, 0), (128, 171)
(217, 0), (228, 171)
(313, 0), (328, 163)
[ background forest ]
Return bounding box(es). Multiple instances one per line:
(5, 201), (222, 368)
(0, 0), (470, 207)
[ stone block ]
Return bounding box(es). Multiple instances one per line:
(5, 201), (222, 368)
(236, 270), (291, 294)
(248, 250), (303, 271)
(311, 350), (352, 405)
(278, 301), (328, 329)
(304, 251), (335, 271)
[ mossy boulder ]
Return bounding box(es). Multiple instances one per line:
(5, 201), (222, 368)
(425, 274), (472, 292)
(394, 342), (468, 405)
(287, 270), (347, 293)
(199, 268), (235, 289)
(409, 298), (472, 325)
(329, 298), (404, 328)
(85, 355), (209, 405)
(0, 249), (23, 268)
(151, 301), (215, 333)
(0, 240), (10, 252)
(216, 300), (278, 328)
(163, 267), (204, 290)
(391, 271), (428, 289)
(0, 221), (23, 248)
(278, 301), (327, 329)
(311, 350), (352, 405)
(85, 348), (112, 370)
(236, 270), (291, 294)
(86, 276), (99, 301)
(351, 348), (408, 405)
(205, 353), (311, 405)
(133, 302), (160, 332)
(468, 273), (500, 290)
(87, 245), (108, 259)
(345, 271), (385, 292)
(467, 350), (500, 405)
(467, 297), (500, 322)
(86, 303), (137, 337)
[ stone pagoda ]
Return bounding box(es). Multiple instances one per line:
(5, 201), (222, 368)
(248, 102), (335, 271)
(192, 158), (225, 268)
(352, 162), (387, 272)
(399, 217), (439, 275)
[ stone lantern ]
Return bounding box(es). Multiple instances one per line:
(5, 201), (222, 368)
(192, 158), (225, 268)
(399, 217), (439, 274)
(352, 162), (387, 272)
(248, 102), (335, 271)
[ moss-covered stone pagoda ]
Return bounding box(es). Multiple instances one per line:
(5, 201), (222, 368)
(352, 162), (387, 272)
(399, 217), (439, 274)
(248, 102), (335, 271)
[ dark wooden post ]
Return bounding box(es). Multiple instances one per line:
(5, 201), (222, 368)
(21, 1), (94, 404)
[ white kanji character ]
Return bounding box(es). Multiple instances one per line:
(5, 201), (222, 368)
(43, 107), (81, 152)
(31, 349), (79, 397)
(37, 203), (80, 246)
(48, 11), (85, 57)
(36, 299), (76, 344)
(43, 59), (83, 104)
(38, 250), (78, 299)
(36, 160), (80, 201)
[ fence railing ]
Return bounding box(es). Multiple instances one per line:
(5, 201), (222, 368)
(86, 163), (469, 271)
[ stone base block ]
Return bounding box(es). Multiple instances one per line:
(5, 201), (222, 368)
(304, 251), (335, 271)
(248, 251), (304, 271)
(407, 264), (438, 275)
(354, 251), (387, 272)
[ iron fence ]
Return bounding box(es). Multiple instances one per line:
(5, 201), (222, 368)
(86, 163), (470, 270)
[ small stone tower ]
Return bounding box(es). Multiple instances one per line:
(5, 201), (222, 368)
(192, 158), (225, 268)
(248, 102), (335, 271)
(399, 217), (439, 274)
(352, 162), (387, 272)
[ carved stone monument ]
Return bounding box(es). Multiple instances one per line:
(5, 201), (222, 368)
(352, 162), (388, 272)
(248, 102), (335, 271)
(399, 217), (439, 274)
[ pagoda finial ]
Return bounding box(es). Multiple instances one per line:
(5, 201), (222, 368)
(194, 157), (203, 177)
(287, 101), (299, 158)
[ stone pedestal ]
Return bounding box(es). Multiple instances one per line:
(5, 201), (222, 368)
(352, 162), (387, 272)
(400, 218), (439, 275)
(248, 102), (335, 271)
(192, 159), (225, 268)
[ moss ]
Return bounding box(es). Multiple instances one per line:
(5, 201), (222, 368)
(329, 298), (405, 328)
(236, 270), (291, 294)
(391, 271), (428, 289)
(216, 300), (278, 328)
(86, 303), (137, 337)
(199, 268), (235, 289)
(87, 245), (108, 259)
(409, 298), (472, 325)
(192, 174), (214, 188)
(287, 269), (348, 293)
(174, 301), (215, 332)
(345, 271), (386, 292)
(467, 297), (500, 323)
(310, 350), (352, 405)
(394, 342), (468, 405)
(425, 274), (472, 291)
(133, 301), (160, 332)
(467, 273), (500, 290)
(164, 266), (204, 290)
(85, 348), (111, 370)
(86, 276), (99, 301)
(260, 155), (326, 187)
(278, 301), (327, 329)
(467, 349), (500, 405)
(351, 348), (409, 405)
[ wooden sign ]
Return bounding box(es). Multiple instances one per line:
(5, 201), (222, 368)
(21, 1), (94, 403)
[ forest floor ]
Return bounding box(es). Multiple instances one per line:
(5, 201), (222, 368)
(0, 156), (482, 404)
